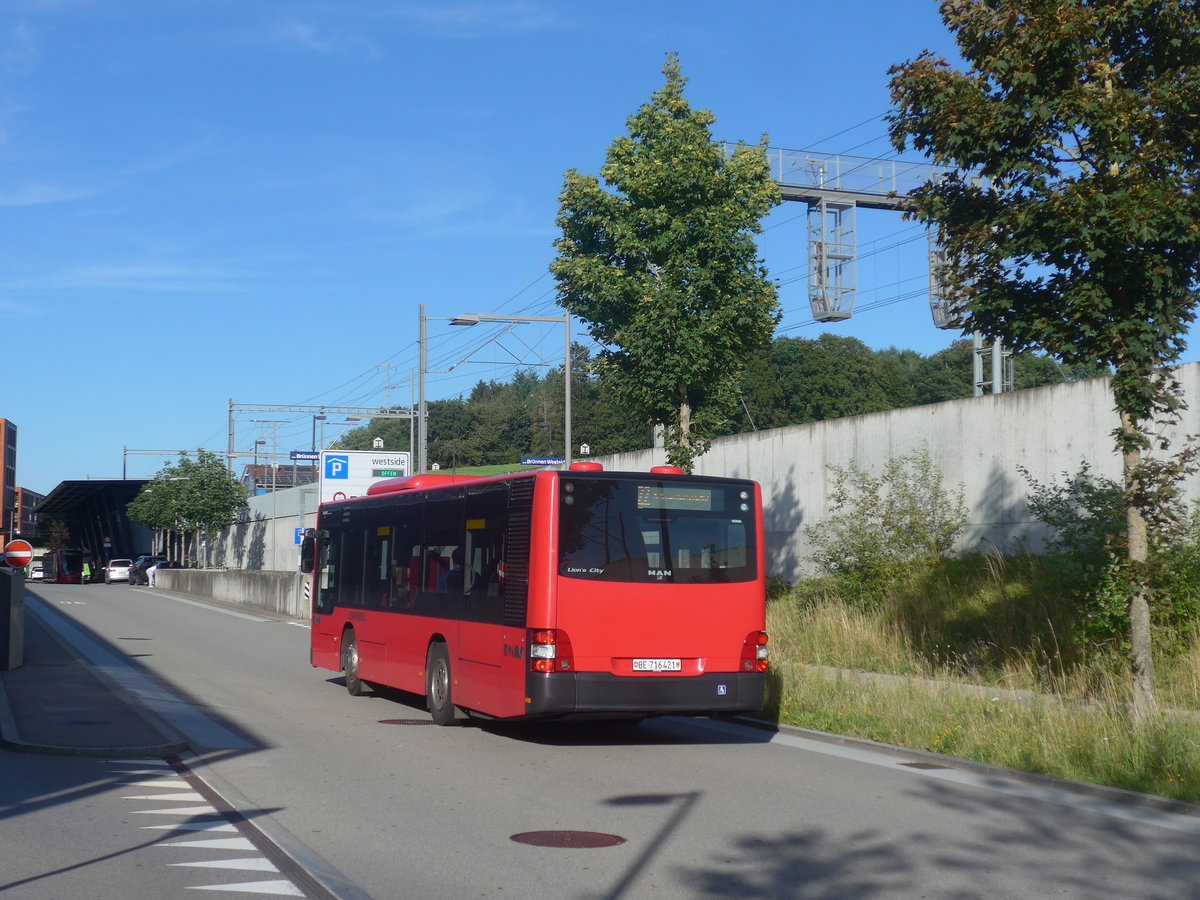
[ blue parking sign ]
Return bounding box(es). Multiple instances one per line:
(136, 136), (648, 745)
(324, 454), (349, 479)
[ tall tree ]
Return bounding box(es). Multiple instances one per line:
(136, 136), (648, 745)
(889, 0), (1200, 723)
(127, 450), (248, 564)
(551, 53), (781, 471)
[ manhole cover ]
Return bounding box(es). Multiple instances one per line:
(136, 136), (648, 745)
(511, 831), (626, 849)
(901, 761), (949, 770)
(378, 719), (435, 726)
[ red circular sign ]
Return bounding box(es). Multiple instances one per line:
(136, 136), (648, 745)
(3, 539), (33, 568)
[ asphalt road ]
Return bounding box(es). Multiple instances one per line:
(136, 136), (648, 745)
(19, 581), (1200, 899)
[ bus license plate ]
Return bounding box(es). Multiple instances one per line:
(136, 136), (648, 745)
(633, 658), (682, 672)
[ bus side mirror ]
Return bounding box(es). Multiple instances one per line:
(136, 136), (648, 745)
(299, 529), (317, 574)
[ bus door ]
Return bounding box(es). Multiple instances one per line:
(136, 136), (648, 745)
(309, 508), (347, 670)
(454, 481), (519, 715)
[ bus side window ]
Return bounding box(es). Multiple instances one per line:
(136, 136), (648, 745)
(465, 482), (508, 623)
(421, 489), (466, 615)
(386, 497), (422, 610)
(362, 508), (392, 611)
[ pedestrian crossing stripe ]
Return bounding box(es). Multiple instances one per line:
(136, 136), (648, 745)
(171, 858), (280, 872)
(189, 880), (305, 896)
(110, 759), (309, 898)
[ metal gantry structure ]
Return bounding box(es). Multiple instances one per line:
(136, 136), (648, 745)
(226, 401), (414, 473)
(738, 144), (1011, 396)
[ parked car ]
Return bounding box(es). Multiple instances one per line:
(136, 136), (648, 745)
(30, 557), (43, 580)
(104, 558), (133, 584)
(129, 555), (167, 586)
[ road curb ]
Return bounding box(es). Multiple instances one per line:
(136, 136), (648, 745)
(738, 715), (1200, 820)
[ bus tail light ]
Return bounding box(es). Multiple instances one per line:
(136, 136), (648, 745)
(529, 629), (574, 673)
(741, 631), (769, 673)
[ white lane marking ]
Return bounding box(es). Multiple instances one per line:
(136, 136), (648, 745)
(155, 837), (258, 851)
(140, 590), (269, 622)
(109, 760), (311, 898)
(189, 880), (305, 896)
(143, 822), (240, 834)
(131, 805), (222, 816)
(172, 858), (280, 872)
(112, 759), (172, 766)
(122, 779), (193, 788)
(123, 791), (208, 801)
(689, 718), (1200, 836)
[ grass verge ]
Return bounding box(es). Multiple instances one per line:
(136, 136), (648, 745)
(765, 555), (1200, 802)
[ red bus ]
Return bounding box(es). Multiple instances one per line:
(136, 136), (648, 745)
(302, 463), (768, 725)
(41, 548), (85, 584)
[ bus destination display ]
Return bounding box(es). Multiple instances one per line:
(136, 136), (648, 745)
(636, 485), (713, 511)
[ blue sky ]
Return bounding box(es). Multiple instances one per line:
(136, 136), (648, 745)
(2, 1), (1175, 495)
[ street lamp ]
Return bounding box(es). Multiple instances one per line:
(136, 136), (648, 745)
(311, 414), (327, 452)
(253, 420), (285, 571)
(445, 311), (571, 469)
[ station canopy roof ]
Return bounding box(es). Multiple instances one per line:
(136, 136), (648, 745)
(37, 479), (149, 517)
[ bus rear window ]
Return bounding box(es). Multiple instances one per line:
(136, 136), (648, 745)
(558, 478), (757, 584)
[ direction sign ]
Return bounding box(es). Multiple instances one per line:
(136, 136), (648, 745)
(3, 539), (33, 568)
(520, 456), (566, 466)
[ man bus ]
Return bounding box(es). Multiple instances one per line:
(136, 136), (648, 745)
(302, 463), (768, 725)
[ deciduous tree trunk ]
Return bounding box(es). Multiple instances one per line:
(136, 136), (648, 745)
(677, 383), (692, 469)
(1122, 412), (1158, 726)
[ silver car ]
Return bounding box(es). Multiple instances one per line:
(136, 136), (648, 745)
(104, 558), (133, 584)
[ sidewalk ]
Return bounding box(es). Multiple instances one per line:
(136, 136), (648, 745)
(0, 607), (188, 758)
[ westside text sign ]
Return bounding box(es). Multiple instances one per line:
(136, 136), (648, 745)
(319, 450), (411, 504)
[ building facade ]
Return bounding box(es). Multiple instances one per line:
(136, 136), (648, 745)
(15, 486), (45, 541)
(0, 419), (15, 543)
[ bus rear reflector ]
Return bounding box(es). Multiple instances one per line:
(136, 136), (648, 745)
(741, 631), (769, 673)
(529, 628), (574, 673)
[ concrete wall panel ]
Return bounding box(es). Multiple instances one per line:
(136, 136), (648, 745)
(189, 364), (1200, 613)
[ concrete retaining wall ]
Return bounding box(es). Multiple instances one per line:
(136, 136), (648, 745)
(597, 365), (1200, 580)
(205, 486), (320, 572)
(156, 569), (308, 619)
(188, 362), (1200, 613)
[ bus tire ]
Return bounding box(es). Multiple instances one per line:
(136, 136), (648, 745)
(342, 630), (367, 697)
(426, 643), (455, 725)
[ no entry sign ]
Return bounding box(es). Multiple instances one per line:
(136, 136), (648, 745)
(3, 539), (33, 568)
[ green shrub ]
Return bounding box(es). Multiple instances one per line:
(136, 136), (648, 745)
(805, 448), (968, 603)
(1021, 464), (1200, 655)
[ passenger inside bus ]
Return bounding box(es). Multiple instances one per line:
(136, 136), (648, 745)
(437, 547), (464, 592)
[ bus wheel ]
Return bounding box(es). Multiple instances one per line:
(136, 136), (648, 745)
(342, 631), (367, 697)
(426, 644), (455, 725)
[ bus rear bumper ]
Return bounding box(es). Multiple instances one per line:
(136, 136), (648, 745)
(524, 671), (765, 718)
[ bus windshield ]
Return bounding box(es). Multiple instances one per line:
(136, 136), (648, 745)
(557, 477), (757, 584)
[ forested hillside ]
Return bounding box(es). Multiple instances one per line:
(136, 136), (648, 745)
(337, 336), (1085, 467)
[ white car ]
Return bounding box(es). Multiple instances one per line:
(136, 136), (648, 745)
(104, 558), (133, 584)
